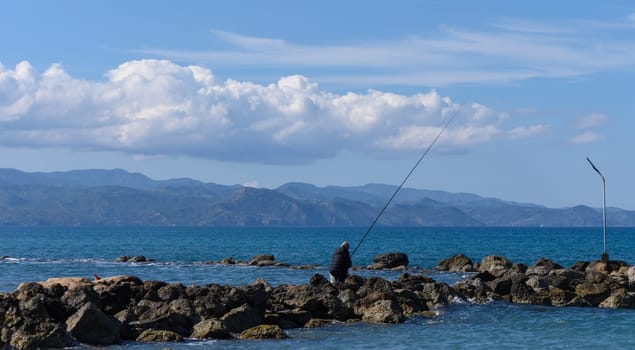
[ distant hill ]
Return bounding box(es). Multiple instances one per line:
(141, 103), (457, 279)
(0, 168), (633, 227)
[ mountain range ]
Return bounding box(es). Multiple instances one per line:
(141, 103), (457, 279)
(0, 168), (633, 227)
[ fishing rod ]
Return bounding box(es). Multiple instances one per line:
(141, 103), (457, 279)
(350, 109), (460, 257)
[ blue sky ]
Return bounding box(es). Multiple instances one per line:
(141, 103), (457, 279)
(1, 0), (634, 209)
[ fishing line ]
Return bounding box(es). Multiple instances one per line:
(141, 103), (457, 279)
(350, 109), (460, 257)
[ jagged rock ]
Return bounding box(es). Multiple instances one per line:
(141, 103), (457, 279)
(486, 275), (514, 296)
(65, 302), (120, 345)
(249, 254), (275, 265)
(130, 256), (147, 263)
(39, 277), (91, 291)
(570, 261), (589, 273)
(549, 287), (577, 306)
(60, 284), (100, 316)
(628, 266), (635, 287)
(359, 299), (405, 324)
(93, 277), (141, 316)
(574, 281), (611, 306)
(598, 290), (634, 309)
(190, 318), (231, 339)
(368, 252), (409, 270)
(547, 269), (585, 291)
(276, 309), (311, 328)
(133, 299), (169, 321)
(9, 321), (71, 350)
(304, 318), (333, 328)
(511, 263), (528, 274)
(219, 257), (236, 265)
(239, 324), (286, 339)
(526, 258), (563, 276)
(479, 255), (512, 277)
(270, 283), (351, 321)
(141, 280), (168, 301)
(436, 254), (474, 272)
(157, 283), (186, 301)
(221, 303), (263, 333)
(136, 329), (182, 342)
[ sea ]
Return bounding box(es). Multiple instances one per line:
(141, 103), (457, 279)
(1, 226), (634, 349)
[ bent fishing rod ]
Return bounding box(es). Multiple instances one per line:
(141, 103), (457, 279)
(350, 110), (459, 257)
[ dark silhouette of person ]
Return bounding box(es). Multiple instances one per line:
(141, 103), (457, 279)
(330, 241), (352, 283)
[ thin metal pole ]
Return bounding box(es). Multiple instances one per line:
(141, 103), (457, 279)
(350, 110), (459, 257)
(602, 175), (606, 254)
(586, 157), (606, 255)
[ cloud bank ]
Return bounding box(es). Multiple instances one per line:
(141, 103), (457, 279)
(0, 60), (546, 163)
(136, 14), (635, 87)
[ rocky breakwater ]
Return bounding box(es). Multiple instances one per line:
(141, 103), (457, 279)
(440, 254), (635, 308)
(0, 272), (454, 349)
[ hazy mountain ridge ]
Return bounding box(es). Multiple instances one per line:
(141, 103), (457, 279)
(0, 168), (633, 227)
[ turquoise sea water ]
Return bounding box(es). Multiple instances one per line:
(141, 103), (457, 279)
(1, 227), (634, 349)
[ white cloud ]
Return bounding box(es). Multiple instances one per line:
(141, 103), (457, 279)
(0, 60), (545, 163)
(507, 124), (550, 139)
(134, 16), (635, 87)
(576, 113), (608, 129)
(570, 131), (605, 145)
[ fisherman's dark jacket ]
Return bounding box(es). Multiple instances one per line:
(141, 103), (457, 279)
(330, 247), (352, 279)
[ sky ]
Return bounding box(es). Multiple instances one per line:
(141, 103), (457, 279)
(0, 0), (634, 209)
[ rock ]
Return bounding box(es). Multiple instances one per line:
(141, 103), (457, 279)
(569, 261), (590, 273)
(526, 275), (549, 294)
(359, 299), (405, 324)
(96, 275), (143, 285)
(436, 254), (474, 272)
(549, 287), (577, 306)
(221, 303), (263, 333)
(239, 324), (286, 339)
(270, 284), (351, 321)
(136, 329), (182, 342)
(65, 302), (120, 345)
(9, 321), (72, 350)
(219, 257), (236, 265)
(599, 290), (634, 309)
(190, 318), (231, 339)
(547, 269), (585, 291)
(60, 284), (100, 316)
(304, 318), (333, 328)
(93, 277), (143, 316)
(368, 252), (409, 270)
(526, 258), (563, 276)
(575, 281), (611, 306)
(628, 266), (635, 287)
(142, 280), (168, 301)
(13, 283), (45, 301)
(479, 255), (512, 277)
(309, 274), (332, 288)
(132, 299), (169, 321)
(115, 255), (130, 262)
(276, 309), (311, 328)
(157, 283), (186, 301)
(511, 263), (528, 274)
(249, 254), (275, 265)
(39, 277), (91, 291)
(130, 256), (147, 263)
(486, 275), (513, 296)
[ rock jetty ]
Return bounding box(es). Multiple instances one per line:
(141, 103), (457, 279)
(1, 254), (633, 349)
(441, 254), (635, 308)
